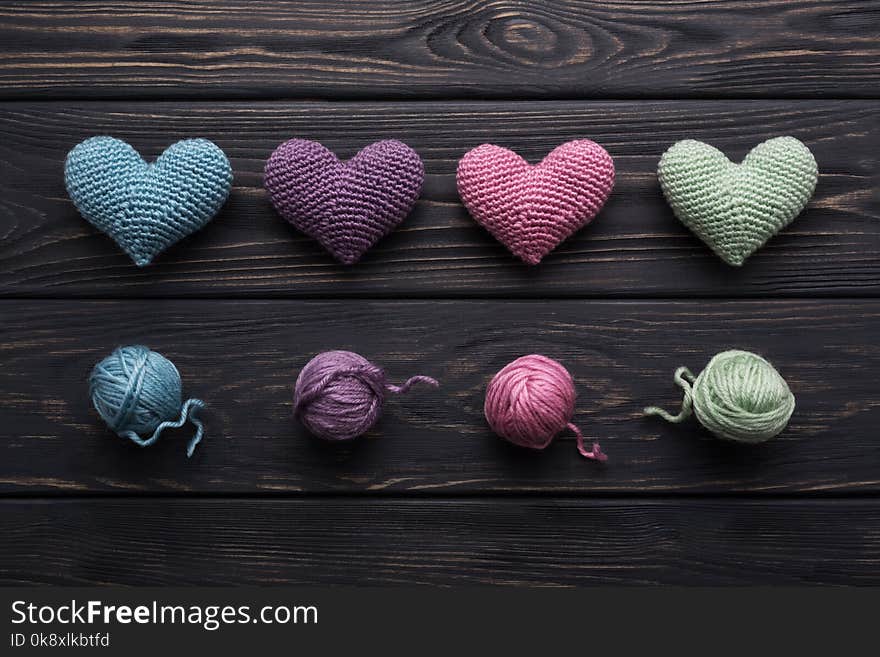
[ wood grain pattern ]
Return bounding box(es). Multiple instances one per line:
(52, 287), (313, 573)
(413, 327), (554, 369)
(2, 299), (878, 494)
(3, 499), (878, 585)
(0, 1), (877, 100)
(1, 100), (877, 297)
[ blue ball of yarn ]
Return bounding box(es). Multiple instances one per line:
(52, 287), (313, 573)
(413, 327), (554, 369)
(89, 345), (205, 457)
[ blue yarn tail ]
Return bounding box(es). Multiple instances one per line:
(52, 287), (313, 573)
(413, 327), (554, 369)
(118, 398), (206, 458)
(179, 398), (206, 457)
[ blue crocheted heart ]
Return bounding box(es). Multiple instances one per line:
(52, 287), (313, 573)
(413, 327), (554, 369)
(65, 137), (232, 266)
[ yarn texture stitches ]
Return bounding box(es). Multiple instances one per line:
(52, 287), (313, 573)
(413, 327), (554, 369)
(265, 139), (424, 264)
(657, 136), (818, 266)
(457, 140), (615, 265)
(644, 349), (795, 444)
(65, 136), (232, 266)
(89, 345), (205, 457)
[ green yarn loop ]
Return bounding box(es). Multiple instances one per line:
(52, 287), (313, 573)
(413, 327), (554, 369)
(644, 350), (795, 444)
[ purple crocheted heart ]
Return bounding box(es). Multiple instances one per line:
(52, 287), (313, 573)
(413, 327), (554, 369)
(264, 139), (424, 264)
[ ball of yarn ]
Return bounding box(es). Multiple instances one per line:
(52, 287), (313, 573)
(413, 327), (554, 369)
(89, 345), (205, 457)
(644, 349), (795, 444)
(293, 350), (438, 441)
(484, 355), (606, 461)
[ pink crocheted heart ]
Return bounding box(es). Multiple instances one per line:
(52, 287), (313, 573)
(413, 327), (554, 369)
(265, 139), (424, 264)
(457, 140), (615, 264)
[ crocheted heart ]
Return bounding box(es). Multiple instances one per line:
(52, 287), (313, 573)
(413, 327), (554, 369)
(658, 137), (818, 266)
(65, 137), (232, 267)
(264, 139), (424, 264)
(456, 140), (615, 265)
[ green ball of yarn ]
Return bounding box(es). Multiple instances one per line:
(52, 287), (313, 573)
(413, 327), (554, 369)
(644, 350), (795, 444)
(89, 345), (205, 457)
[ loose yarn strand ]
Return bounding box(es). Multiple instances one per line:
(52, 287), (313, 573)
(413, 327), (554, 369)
(567, 422), (607, 462)
(643, 366), (696, 423)
(116, 397), (206, 458)
(385, 375), (439, 395)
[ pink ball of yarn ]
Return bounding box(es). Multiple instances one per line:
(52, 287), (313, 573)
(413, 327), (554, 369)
(484, 355), (606, 462)
(293, 350), (438, 441)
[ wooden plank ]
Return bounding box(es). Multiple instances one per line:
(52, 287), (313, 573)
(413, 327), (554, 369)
(1, 100), (877, 297)
(0, 1), (877, 100)
(2, 299), (878, 494)
(2, 498), (877, 585)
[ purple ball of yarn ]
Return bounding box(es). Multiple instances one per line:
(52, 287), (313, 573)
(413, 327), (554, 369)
(293, 350), (438, 441)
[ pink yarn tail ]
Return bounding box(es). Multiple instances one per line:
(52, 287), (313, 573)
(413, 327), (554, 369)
(568, 423), (608, 462)
(386, 375), (439, 395)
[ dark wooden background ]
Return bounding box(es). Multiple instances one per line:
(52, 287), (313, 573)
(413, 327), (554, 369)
(1, 1), (878, 585)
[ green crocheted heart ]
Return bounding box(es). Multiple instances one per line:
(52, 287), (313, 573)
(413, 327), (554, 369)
(658, 137), (818, 266)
